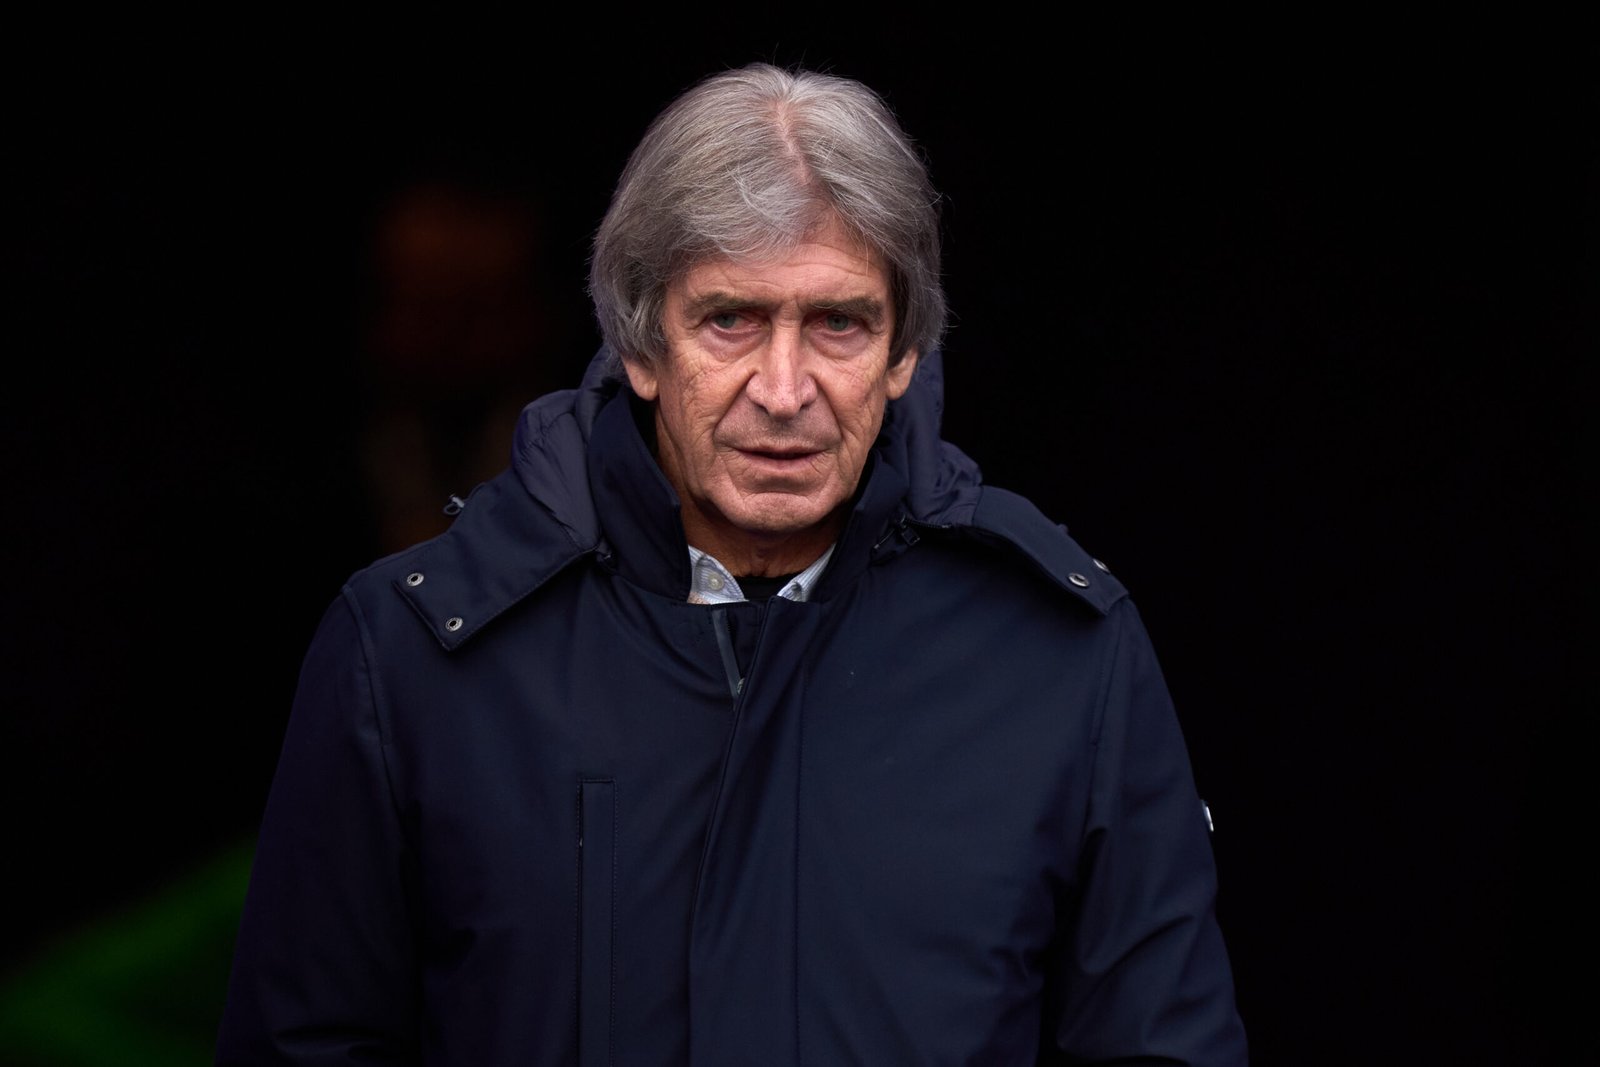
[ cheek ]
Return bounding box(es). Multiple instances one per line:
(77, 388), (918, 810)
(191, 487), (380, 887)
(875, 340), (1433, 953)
(834, 376), (890, 444)
(665, 372), (742, 447)
(846, 409), (886, 453)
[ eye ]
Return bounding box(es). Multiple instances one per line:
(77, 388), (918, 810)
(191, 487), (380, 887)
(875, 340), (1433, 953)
(822, 312), (854, 332)
(709, 311), (743, 330)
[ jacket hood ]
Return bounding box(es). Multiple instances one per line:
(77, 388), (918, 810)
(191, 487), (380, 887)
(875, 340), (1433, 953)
(392, 345), (1123, 652)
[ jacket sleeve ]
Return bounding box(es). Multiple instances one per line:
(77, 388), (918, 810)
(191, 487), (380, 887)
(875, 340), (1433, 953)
(215, 591), (420, 1065)
(1047, 600), (1248, 1065)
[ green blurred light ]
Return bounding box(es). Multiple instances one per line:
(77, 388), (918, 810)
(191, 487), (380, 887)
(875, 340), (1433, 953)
(0, 839), (254, 1067)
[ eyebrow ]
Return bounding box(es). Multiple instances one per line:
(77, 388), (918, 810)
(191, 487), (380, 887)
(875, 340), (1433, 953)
(680, 291), (888, 329)
(812, 296), (888, 328)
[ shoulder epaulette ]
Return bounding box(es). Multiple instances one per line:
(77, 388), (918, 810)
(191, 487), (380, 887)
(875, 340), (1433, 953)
(361, 470), (590, 651)
(968, 487), (1129, 616)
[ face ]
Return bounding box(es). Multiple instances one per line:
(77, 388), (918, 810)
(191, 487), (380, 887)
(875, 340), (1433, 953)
(624, 218), (918, 572)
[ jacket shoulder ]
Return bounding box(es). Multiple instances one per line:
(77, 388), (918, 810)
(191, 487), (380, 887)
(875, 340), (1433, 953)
(962, 486), (1129, 616)
(343, 466), (590, 652)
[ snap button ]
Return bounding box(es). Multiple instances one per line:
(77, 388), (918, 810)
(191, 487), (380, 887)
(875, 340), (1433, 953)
(445, 616), (463, 632)
(406, 572), (425, 586)
(705, 573), (724, 592)
(1068, 572), (1090, 588)
(1093, 558), (1110, 572)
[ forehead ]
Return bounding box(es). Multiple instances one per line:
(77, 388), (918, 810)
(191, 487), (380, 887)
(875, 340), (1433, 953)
(671, 220), (890, 304)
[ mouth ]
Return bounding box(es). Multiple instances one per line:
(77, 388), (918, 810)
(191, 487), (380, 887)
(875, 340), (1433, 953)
(735, 446), (824, 473)
(743, 448), (817, 460)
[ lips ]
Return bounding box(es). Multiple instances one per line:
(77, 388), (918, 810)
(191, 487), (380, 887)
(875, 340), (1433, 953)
(729, 438), (828, 458)
(742, 448), (818, 460)
(733, 446), (825, 477)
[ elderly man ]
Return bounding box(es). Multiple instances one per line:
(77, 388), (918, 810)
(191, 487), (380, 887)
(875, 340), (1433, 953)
(217, 64), (1247, 1065)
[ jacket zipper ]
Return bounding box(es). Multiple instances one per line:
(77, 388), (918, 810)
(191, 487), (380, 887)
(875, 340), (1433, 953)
(709, 607), (744, 700)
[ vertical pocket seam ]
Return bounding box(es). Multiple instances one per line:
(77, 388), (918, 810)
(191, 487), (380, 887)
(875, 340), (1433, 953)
(579, 777), (617, 1067)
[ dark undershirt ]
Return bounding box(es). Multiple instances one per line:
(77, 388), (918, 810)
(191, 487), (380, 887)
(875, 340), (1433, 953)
(736, 572), (801, 600)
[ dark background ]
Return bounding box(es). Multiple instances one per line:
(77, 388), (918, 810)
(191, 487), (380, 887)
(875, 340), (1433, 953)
(6, 23), (1592, 1066)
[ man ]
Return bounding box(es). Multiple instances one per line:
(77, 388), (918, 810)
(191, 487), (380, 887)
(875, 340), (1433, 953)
(217, 63), (1247, 1065)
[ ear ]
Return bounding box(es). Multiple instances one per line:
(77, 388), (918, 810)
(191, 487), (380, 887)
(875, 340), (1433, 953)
(884, 349), (919, 400)
(622, 356), (660, 401)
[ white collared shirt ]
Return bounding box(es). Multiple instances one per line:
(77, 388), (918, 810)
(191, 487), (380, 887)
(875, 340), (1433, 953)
(686, 545), (836, 605)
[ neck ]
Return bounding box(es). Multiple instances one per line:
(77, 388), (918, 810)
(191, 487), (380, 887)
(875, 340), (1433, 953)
(682, 513), (840, 578)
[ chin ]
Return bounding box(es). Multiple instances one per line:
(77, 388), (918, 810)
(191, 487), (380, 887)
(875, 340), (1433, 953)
(733, 510), (827, 538)
(724, 496), (838, 538)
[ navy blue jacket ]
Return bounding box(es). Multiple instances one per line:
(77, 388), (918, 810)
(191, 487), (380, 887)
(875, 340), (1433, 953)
(217, 349), (1247, 1065)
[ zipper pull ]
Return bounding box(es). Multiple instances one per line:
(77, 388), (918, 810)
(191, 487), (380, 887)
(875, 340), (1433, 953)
(710, 608), (744, 702)
(872, 514), (925, 560)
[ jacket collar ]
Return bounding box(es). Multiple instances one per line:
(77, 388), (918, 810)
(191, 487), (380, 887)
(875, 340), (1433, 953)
(399, 345), (1123, 649)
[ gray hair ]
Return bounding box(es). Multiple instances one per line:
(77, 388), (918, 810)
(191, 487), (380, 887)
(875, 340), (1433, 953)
(589, 63), (945, 369)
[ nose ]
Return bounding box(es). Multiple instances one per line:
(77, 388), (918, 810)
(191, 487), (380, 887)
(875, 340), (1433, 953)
(746, 326), (817, 418)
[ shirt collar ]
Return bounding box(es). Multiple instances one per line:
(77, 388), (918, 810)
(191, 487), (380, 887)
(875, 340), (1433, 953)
(686, 544), (836, 605)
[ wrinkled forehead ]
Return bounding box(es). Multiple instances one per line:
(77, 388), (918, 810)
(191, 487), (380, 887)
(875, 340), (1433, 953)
(671, 218), (888, 299)
(675, 208), (880, 278)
